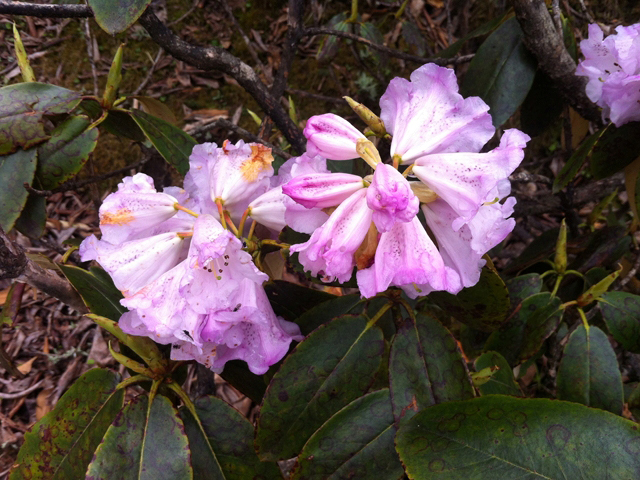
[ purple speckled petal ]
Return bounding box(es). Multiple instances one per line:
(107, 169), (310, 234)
(366, 163), (419, 232)
(304, 113), (366, 160)
(282, 172), (365, 209)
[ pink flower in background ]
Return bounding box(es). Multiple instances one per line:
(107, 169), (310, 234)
(576, 23), (640, 126)
(284, 63), (527, 297)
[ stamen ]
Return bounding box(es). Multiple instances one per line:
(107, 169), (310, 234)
(215, 198), (227, 229)
(174, 203), (199, 217)
(483, 197), (500, 206)
(392, 154), (402, 169)
(176, 231), (193, 238)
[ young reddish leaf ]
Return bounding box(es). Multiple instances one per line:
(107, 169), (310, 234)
(11, 369), (124, 480)
(556, 325), (623, 415)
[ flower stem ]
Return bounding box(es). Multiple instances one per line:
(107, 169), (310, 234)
(238, 208), (250, 238)
(261, 239), (290, 249)
(225, 213), (239, 236)
(115, 374), (148, 390)
(578, 308), (590, 331)
(215, 199), (227, 229)
(248, 220), (257, 240)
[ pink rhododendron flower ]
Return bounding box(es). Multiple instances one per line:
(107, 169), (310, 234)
(304, 113), (367, 160)
(576, 23), (640, 126)
(284, 63), (527, 297)
(81, 140), (303, 375)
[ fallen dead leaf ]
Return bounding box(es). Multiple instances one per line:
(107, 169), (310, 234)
(36, 387), (54, 420)
(17, 357), (37, 375)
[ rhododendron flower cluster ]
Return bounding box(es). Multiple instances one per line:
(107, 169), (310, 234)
(82, 62), (528, 375)
(79, 141), (317, 374)
(576, 23), (640, 126)
(283, 63), (529, 298)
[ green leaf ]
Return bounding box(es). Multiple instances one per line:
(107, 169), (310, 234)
(11, 368), (124, 480)
(131, 109), (197, 176)
(293, 293), (362, 335)
(58, 264), (125, 320)
(102, 44), (124, 109)
(599, 292), (640, 353)
(389, 312), (473, 425)
(219, 360), (267, 404)
(36, 115), (99, 190)
(180, 395), (281, 480)
(0, 148), (37, 231)
(292, 389), (403, 480)
(88, 0), (153, 34)
(87, 394), (192, 480)
(358, 22), (387, 66)
(255, 314), (385, 461)
(591, 122), (640, 179)
(460, 16), (537, 127)
(316, 13), (348, 63)
(505, 273), (542, 308)
(0, 83), (81, 155)
(131, 96), (178, 125)
(504, 227), (559, 274)
(264, 280), (335, 322)
(401, 21), (426, 56)
(473, 351), (522, 396)
(519, 72), (564, 137)
(101, 109), (147, 142)
(395, 395), (640, 479)
(14, 192), (46, 238)
(553, 128), (605, 193)
(429, 267), (510, 332)
(13, 24), (35, 82)
(484, 293), (563, 366)
(556, 325), (623, 415)
(438, 14), (507, 58)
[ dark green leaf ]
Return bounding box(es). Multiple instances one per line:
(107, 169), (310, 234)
(219, 360), (267, 404)
(36, 115), (99, 190)
(131, 96), (178, 125)
(14, 192), (46, 238)
(460, 16), (537, 127)
(569, 226), (631, 272)
(0, 83), (81, 155)
(504, 227), (559, 274)
(264, 280), (335, 322)
(0, 148), (37, 231)
(600, 292), (640, 353)
(292, 389), (403, 480)
(256, 314), (385, 461)
(180, 395), (281, 480)
(294, 293), (362, 335)
(520, 72), (564, 137)
(87, 394), (192, 480)
(88, 0), (153, 34)
(11, 369), (124, 480)
(101, 110), (147, 141)
(429, 267), (510, 332)
(316, 13), (348, 63)
(401, 21), (426, 56)
(484, 293), (563, 366)
(131, 109), (197, 176)
(553, 129), (604, 193)
(591, 122), (640, 179)
(395, 395), (640, 479)
(359, 22), (387, 66)
(438, 14), (507, 58)
(389, 312), (473, 425)
(59, 264), (125, 320)
(505, 273), (542, 309)
(557, 325), (623, 415)
(327, 159), (354, 174)
(473, 351), (522, 396)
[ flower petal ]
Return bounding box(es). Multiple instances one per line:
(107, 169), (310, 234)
(282, 172), (365, 209)
(366, 163), (419, 232)
(304, 114), (366, 160)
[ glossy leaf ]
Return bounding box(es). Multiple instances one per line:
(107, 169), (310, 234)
(11, 368), (124, 480)
(484, 293), (563, 366)
(0, 148), (37, 232)
(557, 325), (623, 415)
(255, 314), (385, 461)
(102, 109), (147, 142)
(292, 389), (403, 480)
(293, 293), (362, 335)
(59, 264), (125, 320)
(504, 227), (559, 274)
(14, 193), (46, 239)
(88, 0), (153, 34)
(180, 395), (281, 480)
(591, 122), (640, 179)
(264, 280), (335, 322)
(131, 109), (197, 176)
(505, 273), (542, 308)
(389, 312), (473, 425)
(599, 292), (640, 353)
(473, 351), (522, 396)
(395, 395), (640, 479)
(429, 267), (510, 332)
(132, 96), (178, 125)
(553, 129), (605, 193)
(219, 360), (268, 404)
(87, 394), (192, 480)
(0, 83), (81, 155)
(36, 115), (99, 190)
(460, 16), (537, 127)
(359, 22), (387, 66)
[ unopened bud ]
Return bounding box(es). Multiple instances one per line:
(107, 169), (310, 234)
(577, 266), (621, 307)
(554, 219), (567, 274)
(344, 96), (386, 136)
(356, 138), (382, 169)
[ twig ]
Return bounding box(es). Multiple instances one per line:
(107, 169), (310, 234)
(512, 0), (601, 123)
(132, 48), (163, 95)
(25, 157), (149, 197)
(303, 26), (475, 66)
(577, 0), (595, 23)
(0, 1), (92, 18)
(285, 88), (343, 104)
(83, 18), (99, 96)
(187, 118), (291, 159)
(0, 379), (44, 400)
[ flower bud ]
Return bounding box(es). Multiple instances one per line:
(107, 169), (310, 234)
(344, 96), (386, 136)
(304, 114), (366, 160)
